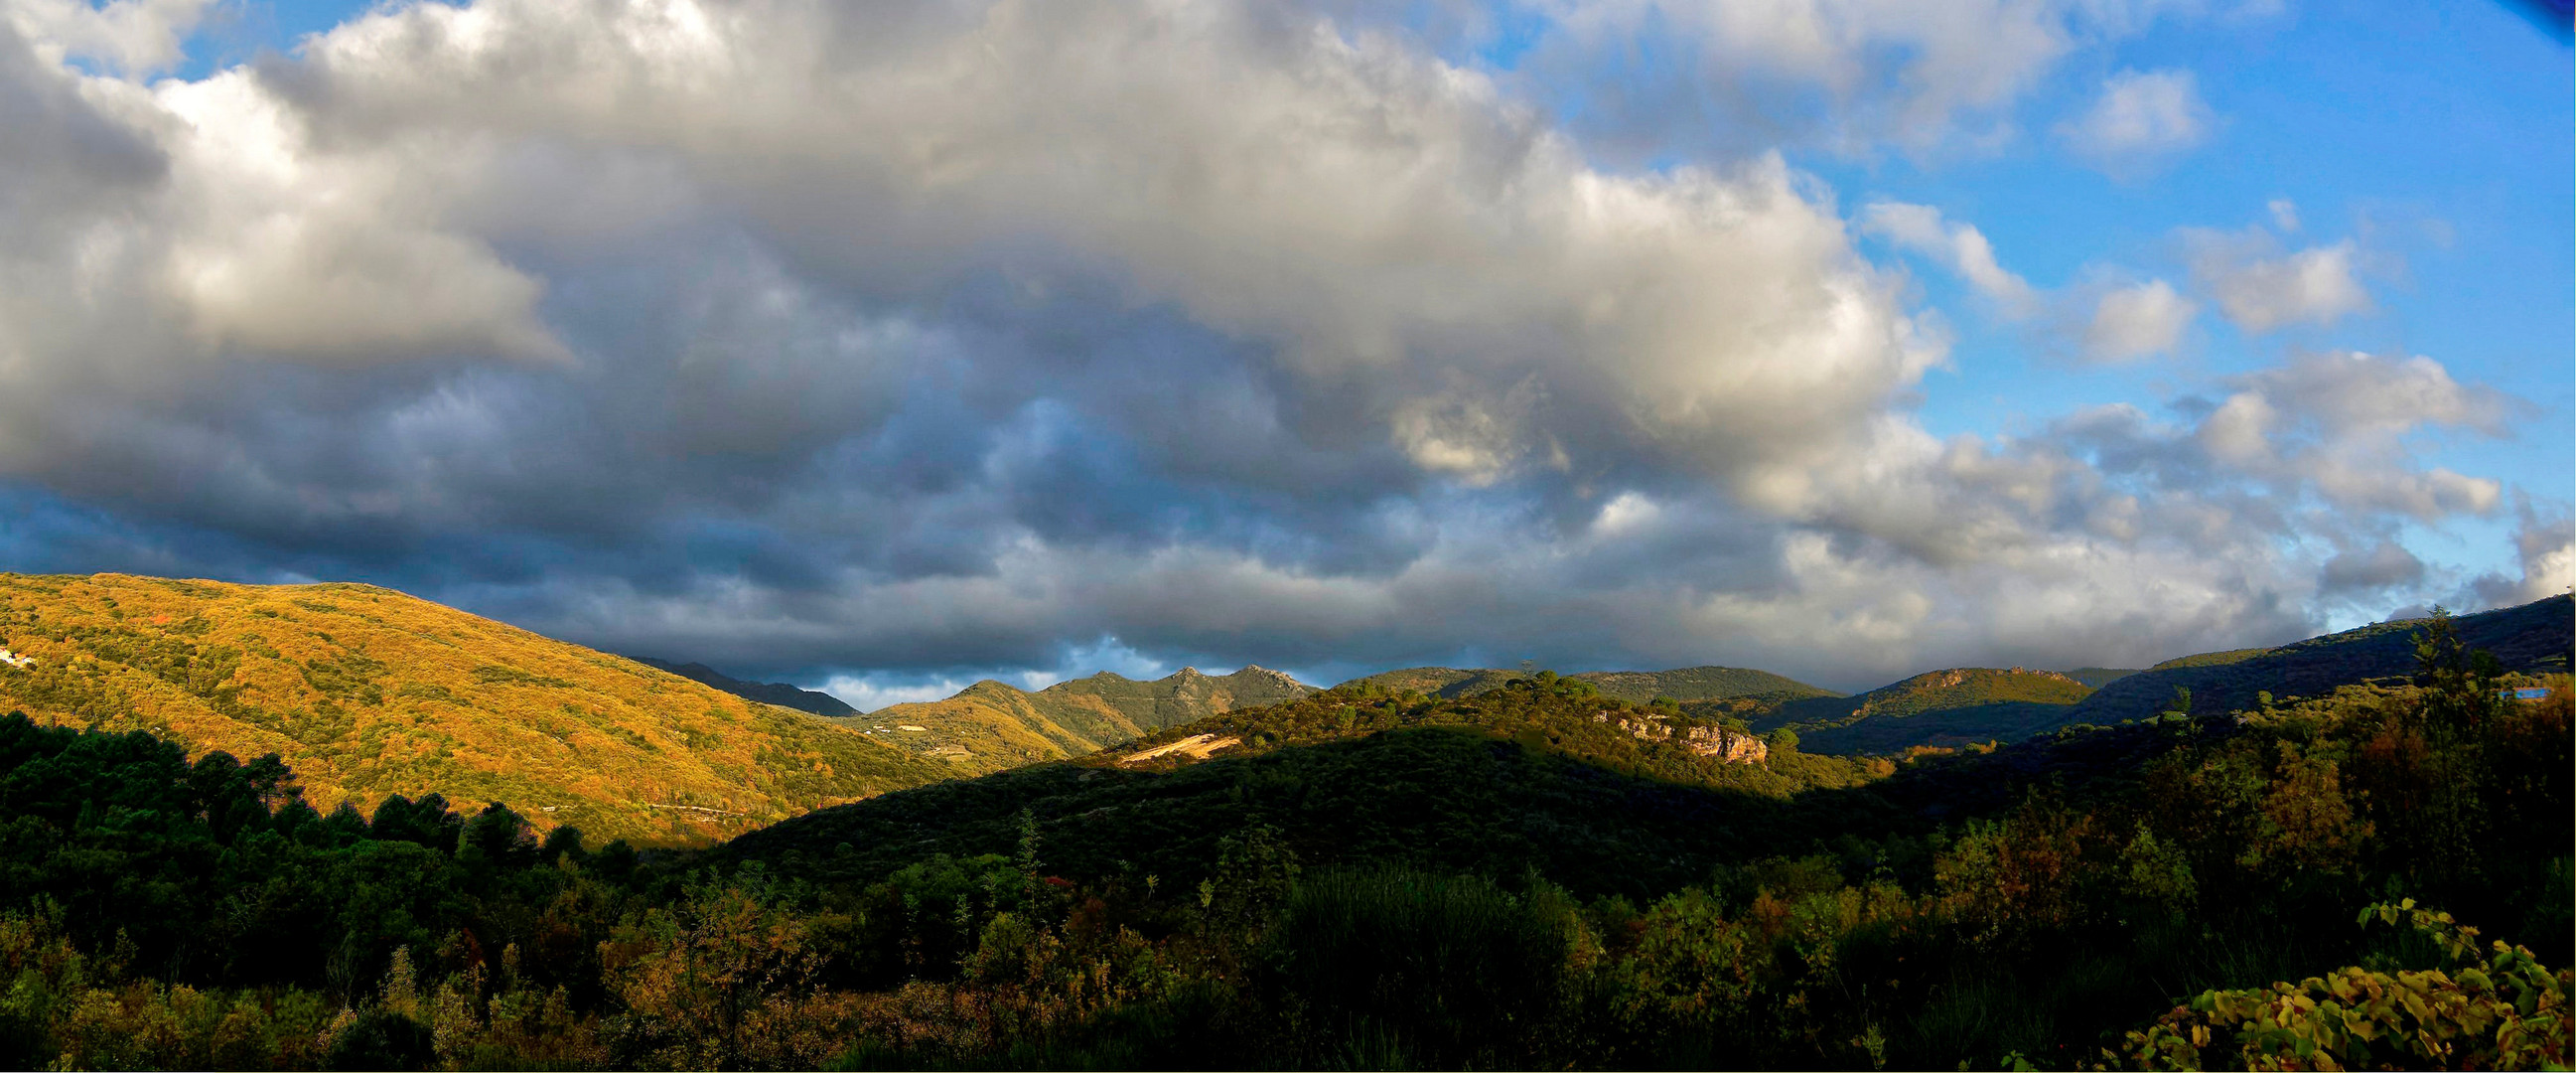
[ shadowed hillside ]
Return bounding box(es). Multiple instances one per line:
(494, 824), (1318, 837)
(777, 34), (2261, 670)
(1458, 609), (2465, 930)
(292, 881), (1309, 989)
(1102, 672), (1864, 794)
(2066, 596), (2573, 724)
(859, 666), (1314, 774)
(1753, 667), (2094, 754)
(1350, 665), (1835, 707)
(2062, 667), (2143, 689)
(0, 573), (953, 843)
(627, 656), (857, 716)
(727, 674), (1883, 900)
(1744, 597), (2573, 755)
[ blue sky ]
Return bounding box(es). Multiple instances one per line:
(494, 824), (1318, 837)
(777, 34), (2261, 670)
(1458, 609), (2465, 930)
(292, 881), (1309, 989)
(0, 0), (2566, 704)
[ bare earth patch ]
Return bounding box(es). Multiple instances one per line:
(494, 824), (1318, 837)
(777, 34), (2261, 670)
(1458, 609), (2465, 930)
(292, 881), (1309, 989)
(1119, 733), (1241, 764)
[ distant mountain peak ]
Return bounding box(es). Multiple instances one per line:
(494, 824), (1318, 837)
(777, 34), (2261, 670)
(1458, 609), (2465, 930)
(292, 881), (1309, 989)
(865, 661), (1316, 775)
(1233, 666), (1305, 689)
(628, 656), (857, 717)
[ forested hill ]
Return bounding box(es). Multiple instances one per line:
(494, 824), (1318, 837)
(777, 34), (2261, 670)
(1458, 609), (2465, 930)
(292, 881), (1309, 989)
(1571, 665), (1839, 704)
(859, 666), (1314, 775)
(2062, 666), (2142, 689)
(0, 573), (951, 844)
(625, 656), (856, 716)
(0, 602), (2565, 1069)
(1754, 667), (2095, 754)
(2066, 595), (2574, 724)
(724, 673), (1883, 898)
(1349, 666), (1534, 697)
(1350, 664), (1836, 705)
(705, 654), (2568, 1067)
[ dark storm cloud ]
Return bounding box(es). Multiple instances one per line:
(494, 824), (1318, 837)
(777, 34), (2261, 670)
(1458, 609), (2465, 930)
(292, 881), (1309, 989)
(2319, 541), (2426, 594)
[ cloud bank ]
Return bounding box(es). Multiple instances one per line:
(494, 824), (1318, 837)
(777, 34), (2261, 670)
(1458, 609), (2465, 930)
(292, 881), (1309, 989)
(0, 0), (2557, 693)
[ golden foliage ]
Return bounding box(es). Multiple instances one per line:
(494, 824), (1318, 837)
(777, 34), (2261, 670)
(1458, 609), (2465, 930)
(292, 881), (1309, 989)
(0, 572), (953, 844)
(866, 670), (1313, 776)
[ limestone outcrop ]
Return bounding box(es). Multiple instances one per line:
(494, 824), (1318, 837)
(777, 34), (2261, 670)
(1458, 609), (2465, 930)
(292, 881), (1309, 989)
(1592, 711), (1769, 764)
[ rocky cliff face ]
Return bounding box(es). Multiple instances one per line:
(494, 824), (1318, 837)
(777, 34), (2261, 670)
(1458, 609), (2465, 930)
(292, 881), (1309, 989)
(1592, 711), (1769, 764)
(1683, 724), (1770, 763)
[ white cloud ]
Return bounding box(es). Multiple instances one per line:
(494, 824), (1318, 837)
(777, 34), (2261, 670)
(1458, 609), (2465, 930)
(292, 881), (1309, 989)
(2253, 350), (2507, 438)
(2186, 351), (2508, 520)
(3, 0), (207, 73)
(2188, 230), (2372, 332)
(2267, 198), (2299, 231)
(2494, 509), (2576, 604)
(0, 0), (2539, 689)
(1861, 201), (2038, 317)
(2061, 68), (2212, 168)
(2082, 278), (2196, 362)
(3, 0), (1949, 507)
(1531, 0), (2215, 153)
(2458, 504), (2576, 610)
(155, 75), (571, 364)
(2196, 390), (2277, 466)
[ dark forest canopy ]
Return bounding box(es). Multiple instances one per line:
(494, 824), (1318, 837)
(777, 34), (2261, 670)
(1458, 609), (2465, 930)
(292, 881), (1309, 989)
(0, 608), (2567, 1069)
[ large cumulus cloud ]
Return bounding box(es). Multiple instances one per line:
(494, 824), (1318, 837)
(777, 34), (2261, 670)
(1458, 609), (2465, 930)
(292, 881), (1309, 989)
(0, 0), (2556, 693)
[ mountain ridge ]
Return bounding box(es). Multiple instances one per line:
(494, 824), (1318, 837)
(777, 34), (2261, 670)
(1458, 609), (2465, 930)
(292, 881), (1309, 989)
(2066, 596), (2572, 724)
(1350, 665), (1838, 705)
(858, 665), (1316, 774)
(1753, 667), (2098, 754)
(626, 656), (857, 716)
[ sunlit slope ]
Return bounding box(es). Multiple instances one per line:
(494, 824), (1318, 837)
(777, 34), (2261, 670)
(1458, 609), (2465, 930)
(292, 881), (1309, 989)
(862, 667), (1314, 774)
(0, 573), (953, 844)
(1756, 668), (2095, 754)
(2065, 595), (2574, 724)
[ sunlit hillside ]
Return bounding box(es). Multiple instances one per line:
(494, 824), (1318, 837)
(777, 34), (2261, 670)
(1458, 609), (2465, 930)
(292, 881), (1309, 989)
(860, 666), (1314, 774)
(0, 573), (954, 844)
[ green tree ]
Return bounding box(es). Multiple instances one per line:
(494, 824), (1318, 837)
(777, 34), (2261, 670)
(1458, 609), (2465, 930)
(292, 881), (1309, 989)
(2411, 607), (2504, 727)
